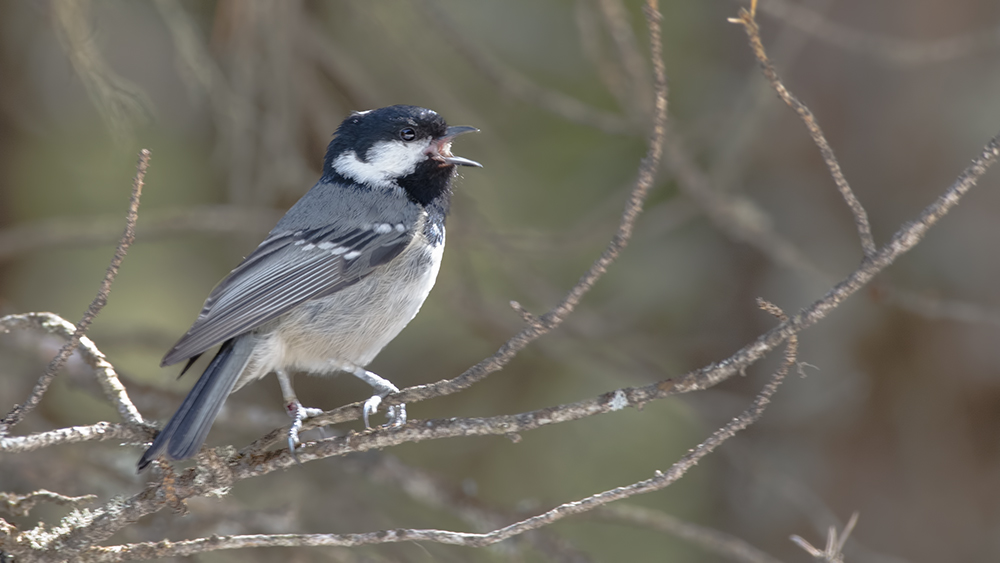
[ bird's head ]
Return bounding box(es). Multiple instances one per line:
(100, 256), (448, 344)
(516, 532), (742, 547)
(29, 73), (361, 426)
(324, 105), (481, 206)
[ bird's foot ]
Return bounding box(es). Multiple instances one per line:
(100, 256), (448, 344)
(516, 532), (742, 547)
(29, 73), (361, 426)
(285, 400), (323, 463)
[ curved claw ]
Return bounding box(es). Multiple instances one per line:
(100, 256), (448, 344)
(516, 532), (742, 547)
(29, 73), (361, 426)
(363, 395), (382, 428)
(362, 395), (407, 428)
(287, 431), (302, 465)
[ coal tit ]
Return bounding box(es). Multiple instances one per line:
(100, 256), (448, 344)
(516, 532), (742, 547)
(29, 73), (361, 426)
(138, 105), (480, 470)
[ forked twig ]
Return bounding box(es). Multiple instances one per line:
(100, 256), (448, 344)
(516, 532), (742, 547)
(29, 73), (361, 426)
(730, 8), (876, 258)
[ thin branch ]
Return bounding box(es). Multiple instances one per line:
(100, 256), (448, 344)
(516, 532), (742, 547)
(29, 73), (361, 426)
(594, 504), (786, 563)
(0, 150), (150, 436)
(79, 294), (797, 562)
(730, 8), (877, 258)
(711, 0), (836, 193)
(0, 490), (97, 518)
(0, 421), (146, 455)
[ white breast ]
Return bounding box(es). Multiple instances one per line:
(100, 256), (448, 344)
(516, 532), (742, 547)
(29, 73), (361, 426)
(238, 225), (445, 386)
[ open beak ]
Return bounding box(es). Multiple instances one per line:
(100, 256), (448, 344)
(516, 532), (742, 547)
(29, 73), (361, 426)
(433, 125), (482, 168)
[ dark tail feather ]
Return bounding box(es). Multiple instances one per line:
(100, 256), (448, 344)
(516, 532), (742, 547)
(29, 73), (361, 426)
(138, 336), (254, 471)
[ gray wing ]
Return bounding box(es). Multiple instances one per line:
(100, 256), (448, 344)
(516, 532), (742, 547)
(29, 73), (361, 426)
(162, 223), (412, 366)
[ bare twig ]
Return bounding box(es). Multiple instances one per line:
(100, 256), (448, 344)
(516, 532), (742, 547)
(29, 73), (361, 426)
(730, 8), (876, 258)
(791, 512), (859, 563)
(711, 0), (836, 193)
(0, 490), (97, 518)
(595, 504), (785, 563)
(0, 150), (150, 436)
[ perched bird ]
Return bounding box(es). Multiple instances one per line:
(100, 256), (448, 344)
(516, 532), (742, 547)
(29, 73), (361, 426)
(138, 105), (480, 470)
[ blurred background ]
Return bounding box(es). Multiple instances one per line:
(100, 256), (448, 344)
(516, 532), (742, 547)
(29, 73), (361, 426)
(2, 0), (1000, 561)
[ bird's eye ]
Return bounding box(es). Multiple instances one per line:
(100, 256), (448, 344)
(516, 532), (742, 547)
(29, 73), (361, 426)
(399, 128), (416, 141)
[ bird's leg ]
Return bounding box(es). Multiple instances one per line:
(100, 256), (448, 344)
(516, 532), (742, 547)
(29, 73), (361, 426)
(276, 369), (323, 461)
(328, 360), (406, 428)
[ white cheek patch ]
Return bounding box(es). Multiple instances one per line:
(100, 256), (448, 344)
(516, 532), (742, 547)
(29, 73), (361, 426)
(332, 139), (431, 188)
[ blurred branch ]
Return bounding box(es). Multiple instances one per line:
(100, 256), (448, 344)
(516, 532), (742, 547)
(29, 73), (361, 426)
(594, 504), (785, 563)
(0, 150), (150, 436)
(594, 0), (653, 119)
(664, 128), (829, 281)
(574, 0), (636, 121)
(749, 0), (1000, 67)
(873, 285), (1000, 329)
(356, 455), (593, 563)
(295, 14), (386, 109)
(419, 0), (637, 135)
(0, 205), (284, 263)
(731, 9), (876, 258)
(790, 512), (858, 563)
(52, 0), (153, 145)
